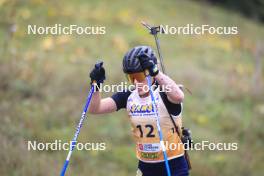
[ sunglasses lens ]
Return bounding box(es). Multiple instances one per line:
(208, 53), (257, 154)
(126, 72), (146, 83)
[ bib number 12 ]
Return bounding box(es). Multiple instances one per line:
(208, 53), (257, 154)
(136, 124), (155, 138)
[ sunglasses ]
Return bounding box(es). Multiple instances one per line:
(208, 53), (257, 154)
(126, 72), (146, 84)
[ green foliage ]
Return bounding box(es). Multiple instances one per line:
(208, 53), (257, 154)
(204, 0), (264, 22)
(0, 0), (264, 175)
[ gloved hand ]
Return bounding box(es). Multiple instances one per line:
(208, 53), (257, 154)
(89, 61), (105, 90)
(137, 52), (159, 77)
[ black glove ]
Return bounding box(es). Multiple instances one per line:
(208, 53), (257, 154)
(89, 61), (105, 90)
(137, 53), (159, 77)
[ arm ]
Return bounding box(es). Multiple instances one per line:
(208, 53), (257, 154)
(88, 62), (117, 114)
(154, 72), (184, 103)
(88, 62), (129, 114)
(88, 91), (117, 114)
(137, 52), (184, 104)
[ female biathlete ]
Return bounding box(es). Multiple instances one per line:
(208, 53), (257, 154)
(88, 46), (189, 176)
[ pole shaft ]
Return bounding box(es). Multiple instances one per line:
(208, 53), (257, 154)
(154, 34), (166, 74)
(146, 76), (171, 176)
(60, 85), (95, 176)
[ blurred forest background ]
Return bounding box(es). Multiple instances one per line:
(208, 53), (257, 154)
(0, 0), (264, 175)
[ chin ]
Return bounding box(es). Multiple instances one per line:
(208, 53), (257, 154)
(137, 89), (143, 95)
(138, 90), (148, 97)
(138, 91), (144, 96)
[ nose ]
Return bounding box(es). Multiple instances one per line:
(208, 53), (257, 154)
(134, 80), (141, 88)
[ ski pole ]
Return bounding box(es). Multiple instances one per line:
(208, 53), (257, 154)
(145, 70), (171, 176)
(60, 61), (103, 176)
(141, 21), (192, 169)
(141, 21), (166, 74)
(141, 21), (193, 94)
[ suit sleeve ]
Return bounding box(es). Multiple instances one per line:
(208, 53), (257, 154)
(111, 90), (131, 111)
(160, 91), (182, 116)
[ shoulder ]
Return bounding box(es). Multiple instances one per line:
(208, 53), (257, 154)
(111, 89), (132, 111)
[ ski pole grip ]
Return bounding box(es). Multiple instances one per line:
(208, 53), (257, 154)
(95, 61), (103, 69)
(91, 61), (103, 86)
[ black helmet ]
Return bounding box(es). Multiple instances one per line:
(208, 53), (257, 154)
(123, 46), (157, 74)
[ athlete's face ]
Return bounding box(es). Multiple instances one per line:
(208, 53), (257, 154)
(134, 79), (149, 96)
